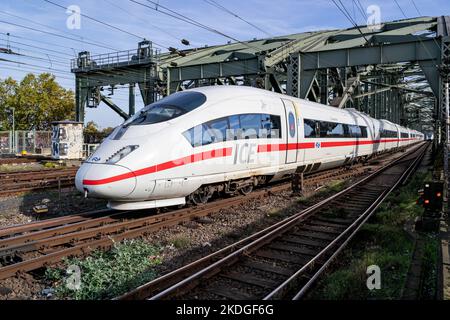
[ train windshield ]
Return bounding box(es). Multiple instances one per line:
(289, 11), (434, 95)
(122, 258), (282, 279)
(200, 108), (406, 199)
(123, 91), (207, 126)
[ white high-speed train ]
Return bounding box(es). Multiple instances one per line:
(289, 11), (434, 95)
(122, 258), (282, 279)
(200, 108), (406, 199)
(75, 86), (424, 210)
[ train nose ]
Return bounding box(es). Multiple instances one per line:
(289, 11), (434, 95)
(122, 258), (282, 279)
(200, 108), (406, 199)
(75, 163), (137, 199)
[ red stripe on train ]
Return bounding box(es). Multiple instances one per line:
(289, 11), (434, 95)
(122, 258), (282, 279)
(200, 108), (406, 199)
(83, 138), (415, 186)
(82, 147), (232, 186)
(259, 138), (413, 151)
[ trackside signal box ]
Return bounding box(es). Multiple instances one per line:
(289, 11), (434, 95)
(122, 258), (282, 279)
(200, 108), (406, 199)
(417, 181), (443, 212)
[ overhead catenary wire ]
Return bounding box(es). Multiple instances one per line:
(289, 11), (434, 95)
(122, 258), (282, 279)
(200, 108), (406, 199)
(392, 0), (441, 53)
(0, 59), (73, 75)
(129, 0), (262, 52)
(0, 64), (75, 82)
(42, 0), (169, 50)
(352, 0), (367, 22)
(202, 0), (272, 37)
(0, 48), (70, 67)
(0, 20), (117, 51)
(0, 9), (115, 52)
(0, 40), (72, 65)
(0, 32), (99, 56)
(102, 0), (182, 45)
(0, 37), (76, 58)
(331, 0), (370, 43)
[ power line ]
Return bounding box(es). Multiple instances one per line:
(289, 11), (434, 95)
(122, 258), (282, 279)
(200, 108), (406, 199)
(393, 0), (408, 18)
(0, 39), (72, 64)
(331, 0), (369, 42)
(353, 0), (367, 22)
(0, 65), (75, 82)
(129, 0), (261, 51)
(391, 0), (441, 56)
(42, 0), (168, 50)
(0, 32), (99, 55)
(0, 37), (75, 58)
(410, 0), (423, 17)
(0, 20), (118, 51)
(0, 48), (69, 67)
(102, 0), (182, 45)
(202, 0), (272, 37)
(0, 58), (72, 75)
(0, 9), (118, 52)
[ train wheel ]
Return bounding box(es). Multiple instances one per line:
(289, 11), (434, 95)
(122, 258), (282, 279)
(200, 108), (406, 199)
(240, 185), (253, 196)
(190, 187), (211, 205)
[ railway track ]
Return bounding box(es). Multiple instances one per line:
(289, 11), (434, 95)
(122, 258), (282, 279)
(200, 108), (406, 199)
(0, 144), (423, 283)
(117, 142), (428, 300)
(0, 154), (381, 281)
(0, 157), (43, 165)
(0, 167), (78, 196)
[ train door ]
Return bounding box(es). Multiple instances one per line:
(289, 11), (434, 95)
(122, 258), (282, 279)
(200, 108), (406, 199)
(282, 99), (298, 164)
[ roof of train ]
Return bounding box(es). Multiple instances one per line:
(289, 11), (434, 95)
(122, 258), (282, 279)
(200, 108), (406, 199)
(187, 85), (418, 133)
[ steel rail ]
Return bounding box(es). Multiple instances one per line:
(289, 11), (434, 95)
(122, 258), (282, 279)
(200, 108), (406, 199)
(290, 143), (428, 299)
(142, 142), (427, 300)
(0, 144), (422, 282)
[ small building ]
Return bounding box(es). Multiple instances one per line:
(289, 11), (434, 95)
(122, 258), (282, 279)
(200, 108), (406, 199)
(51, 121), (83, 160)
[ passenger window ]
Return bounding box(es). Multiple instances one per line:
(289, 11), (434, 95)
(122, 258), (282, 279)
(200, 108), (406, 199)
(349, 125), (362, 138)
(327, 123), (345, 137)
(182, 125), (202, 147)
(360, 126), (368, 138)
(201, 124), (214, 145)
(182, 113), (281, 147)
(240, 114), (261, 139)
(304, 119), (316, 138)
(227, 115), (241, 140)
(205, 117), (229, 143)
(261, 114), (281, 139)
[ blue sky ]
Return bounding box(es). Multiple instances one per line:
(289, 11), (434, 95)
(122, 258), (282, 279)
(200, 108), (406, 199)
(0, 0), (449, 128)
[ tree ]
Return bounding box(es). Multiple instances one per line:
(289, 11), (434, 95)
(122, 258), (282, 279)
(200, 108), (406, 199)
(83, 121), (115, 143)
(0, 78), (18, 130)
(0, 73), (75, 131)
(84, 121), (99, 135)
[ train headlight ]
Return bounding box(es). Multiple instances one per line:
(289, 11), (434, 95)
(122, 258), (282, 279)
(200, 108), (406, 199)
(106, 145), (139, 164)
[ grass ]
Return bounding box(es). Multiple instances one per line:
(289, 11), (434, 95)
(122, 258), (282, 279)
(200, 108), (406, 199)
(313, 224), (414, 299)
(297, 180), (346, 206)
(311, 171), (433, 300)
(266, 208), (283, 217)
(419, 234), (439, 299)
(169, 234), (191, 249)
(45, 239), (162, 300)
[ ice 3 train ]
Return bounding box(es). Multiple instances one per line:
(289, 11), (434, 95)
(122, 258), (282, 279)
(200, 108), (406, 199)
(75, 86), (424, 210)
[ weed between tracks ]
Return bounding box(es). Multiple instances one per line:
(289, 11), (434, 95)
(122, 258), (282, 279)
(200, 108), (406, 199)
(45, 240), (162, 300)
(296, 180), (345, 206)
(311, 171), (439, 300)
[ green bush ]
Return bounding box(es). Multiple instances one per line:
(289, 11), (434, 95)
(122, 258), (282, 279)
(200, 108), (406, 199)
(47, 239), (162, 300)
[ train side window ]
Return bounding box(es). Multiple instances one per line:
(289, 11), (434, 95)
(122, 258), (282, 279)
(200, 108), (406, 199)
(240, 114), (261, 139)
(348, 125), (362, 138)
(261, 114), (281, 139)
(201, 124), (214, 145)
(319, 121), (344, 138)
(270, 115), (281, 139)
(304, 119), (316, 138)
(327, 122), (345, 138)
(227, 115), (241, 140)
(182, 125), (203, 147)
(360, 126), (368, 138)
(381, 129), (397, 138)
(205, 117), (229, 142)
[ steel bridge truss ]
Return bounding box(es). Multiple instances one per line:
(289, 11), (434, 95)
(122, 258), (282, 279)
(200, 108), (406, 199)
(72, 17), (449, 139)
